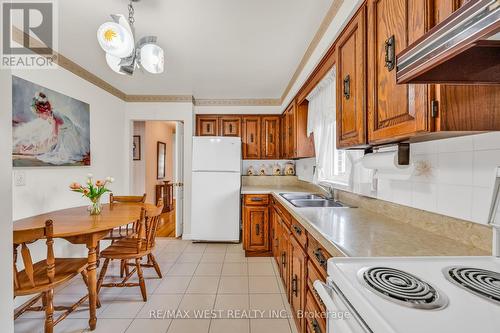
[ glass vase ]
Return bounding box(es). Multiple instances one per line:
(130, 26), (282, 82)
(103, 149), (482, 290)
(89, 197), (102, 215)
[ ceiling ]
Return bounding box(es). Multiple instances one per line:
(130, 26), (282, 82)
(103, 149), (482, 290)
(58, 0), (333, 99)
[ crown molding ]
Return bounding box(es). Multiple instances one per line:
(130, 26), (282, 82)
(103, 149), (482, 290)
(194, 98), (281, 107)
(125, 95), (194, 103)
(12, 0), (343, 109)
(280, 0), (344, 104)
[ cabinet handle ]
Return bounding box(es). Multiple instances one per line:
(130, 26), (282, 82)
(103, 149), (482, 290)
(292, 224), (302, 236)
(281, 252), (286, 267)
(384, 35), (396, 71)
(313, 248), (327, 269)
(256, 224), (260, 236)
(206, 124), (210, 133)
(292, 274), (298, 297)
(250, 197), (263, 202)
(311, 318), (321, 333)
(250, 133), (254, 143)
(343, 74), (350, 100)
(269, 134), (273, 144)
(229, 124), (233, 133)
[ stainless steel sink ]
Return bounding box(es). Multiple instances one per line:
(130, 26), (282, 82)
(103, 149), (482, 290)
(280, 193), (325, 200)
(289, 199), (346, 208)
(279, 193), (352, 208)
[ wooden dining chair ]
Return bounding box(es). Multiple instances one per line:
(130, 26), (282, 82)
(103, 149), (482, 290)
(106, 193), (147, 240)
(13, 220), (89, 333)
(97, 202), (164, 301)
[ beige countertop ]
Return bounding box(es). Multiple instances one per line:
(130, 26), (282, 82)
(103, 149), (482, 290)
(240, 185), (489, 258)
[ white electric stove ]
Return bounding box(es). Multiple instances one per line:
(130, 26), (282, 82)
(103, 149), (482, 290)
(315, 256), (500, 333)
(314, 167), (500, 333)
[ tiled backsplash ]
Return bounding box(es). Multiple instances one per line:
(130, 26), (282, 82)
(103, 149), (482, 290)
(242, 160), (295, 176)
(296, 132), (500, 225)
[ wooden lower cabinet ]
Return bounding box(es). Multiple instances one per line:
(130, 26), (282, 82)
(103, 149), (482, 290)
(305, 290), (327, 333)
(290, 236), (307, 331)
(279, 222), (291, 297)
(242, 195), (270, 256)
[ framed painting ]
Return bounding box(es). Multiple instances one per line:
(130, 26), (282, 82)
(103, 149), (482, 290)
(133, 135), (141, 160)
(12, 76), (91, 167)
(157, 141), (166, 179)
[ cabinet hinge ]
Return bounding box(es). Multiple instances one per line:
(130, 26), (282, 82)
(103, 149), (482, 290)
(431, 100), (439, 118)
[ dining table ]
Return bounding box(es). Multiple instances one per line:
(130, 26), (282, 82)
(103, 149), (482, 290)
(13, 202), (156, 331)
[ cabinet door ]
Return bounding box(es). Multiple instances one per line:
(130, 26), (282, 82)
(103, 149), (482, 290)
(280, 223), (291, 298)
(219, 116), (241, 137)
(285, 105), (296, 158)
(280, 113), (289, 159)
(290, 236), (307, 332)
(196, 116), (219, 136)
(295, 102), (315, 158)
(243, 206), (269, 252)
(367, 0), (430, 144)
(271, 207), (281, 262)
(242, 116), (261, 159)
(432, 1), (500, 132)
(336, 7), (367, 148)
(261, 116), (280, 159)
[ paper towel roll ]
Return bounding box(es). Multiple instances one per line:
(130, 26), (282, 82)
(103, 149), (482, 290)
(361, 151), (413, 180)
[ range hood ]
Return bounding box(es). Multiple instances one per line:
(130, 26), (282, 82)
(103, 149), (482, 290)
(396, 0), (500, 84)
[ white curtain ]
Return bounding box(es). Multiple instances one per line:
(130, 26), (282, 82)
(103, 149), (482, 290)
(306, 67), (336, 184)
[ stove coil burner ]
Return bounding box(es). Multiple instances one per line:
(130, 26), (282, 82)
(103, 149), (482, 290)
(445, 267), (500, 305)
(359, 267), (448, 310)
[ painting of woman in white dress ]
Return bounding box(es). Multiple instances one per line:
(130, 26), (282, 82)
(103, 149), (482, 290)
(12, 76), (91, 167)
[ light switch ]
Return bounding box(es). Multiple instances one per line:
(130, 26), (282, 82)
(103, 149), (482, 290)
(14, 171), (26, 186)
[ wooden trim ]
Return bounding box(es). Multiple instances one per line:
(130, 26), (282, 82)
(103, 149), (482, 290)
(125, 95), (194, 103)
(194, 99), (281, 106)
(280, 0), (345, 103)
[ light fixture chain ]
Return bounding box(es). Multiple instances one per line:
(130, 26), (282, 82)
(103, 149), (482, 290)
(128, 1), (135, 26)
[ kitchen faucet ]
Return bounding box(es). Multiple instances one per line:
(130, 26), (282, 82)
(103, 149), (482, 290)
(318, 182), (336, 200)
(488, 166), (500, 258)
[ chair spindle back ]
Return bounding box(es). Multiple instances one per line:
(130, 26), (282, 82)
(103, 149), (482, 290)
(13, 220), (55, 291)
(135, 202), (164, 254)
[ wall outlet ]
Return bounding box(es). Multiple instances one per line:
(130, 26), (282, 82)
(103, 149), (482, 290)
(14, 171), (26, 186)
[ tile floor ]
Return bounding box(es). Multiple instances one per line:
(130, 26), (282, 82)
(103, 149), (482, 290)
(15, 238), (299, 333)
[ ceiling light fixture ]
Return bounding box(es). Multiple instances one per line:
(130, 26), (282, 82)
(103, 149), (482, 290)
(96, 0), (164, 76)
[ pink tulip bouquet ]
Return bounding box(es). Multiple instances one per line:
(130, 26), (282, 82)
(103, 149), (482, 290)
(70, 174), (114, 215)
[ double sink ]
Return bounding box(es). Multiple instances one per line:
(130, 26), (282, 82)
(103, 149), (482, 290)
(280, 193), (351, 208)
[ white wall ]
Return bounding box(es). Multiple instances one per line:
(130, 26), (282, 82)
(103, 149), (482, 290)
(132, 121), (146, 195)
(10, 67), (128, 308)
(125, 102), (194, 237)
(12, 69), (127, 221)
(297, 132), (500, 225)
(0, 69), (14, 332)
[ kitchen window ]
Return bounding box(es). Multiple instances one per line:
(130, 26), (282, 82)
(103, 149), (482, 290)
(307, 67), (351, 186)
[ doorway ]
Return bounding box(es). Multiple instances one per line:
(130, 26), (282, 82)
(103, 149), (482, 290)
(131, 120), (182, 237)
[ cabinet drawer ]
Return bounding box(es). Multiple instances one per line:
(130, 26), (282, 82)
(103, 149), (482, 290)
(290, 218), (307, 249)
(307, 235), (332, 278)
(244, 194), (269, 206)
(305, 290), (326, 333)
(273, 199), (291, 226)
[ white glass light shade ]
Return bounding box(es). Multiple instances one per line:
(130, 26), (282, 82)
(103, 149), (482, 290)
(140, 43), (164, 74)
(105, 53), (125, 75)
(97, 21), (134, 58)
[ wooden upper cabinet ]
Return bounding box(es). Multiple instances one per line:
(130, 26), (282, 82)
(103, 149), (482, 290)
(285, 104), (296, 158)
(295, 101), (315, 158)
(219, 116), (241, 137)
(261, 116), (280, 159)
(336, 6), (367, 148)
(242, 116), (261, 159)
(367, 0), (430, 144)
(196, 116), (219, 136)
(432, 0), (500, 132)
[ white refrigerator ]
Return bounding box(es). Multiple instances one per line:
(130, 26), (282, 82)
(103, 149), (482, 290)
(191, 136), (241, 242)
